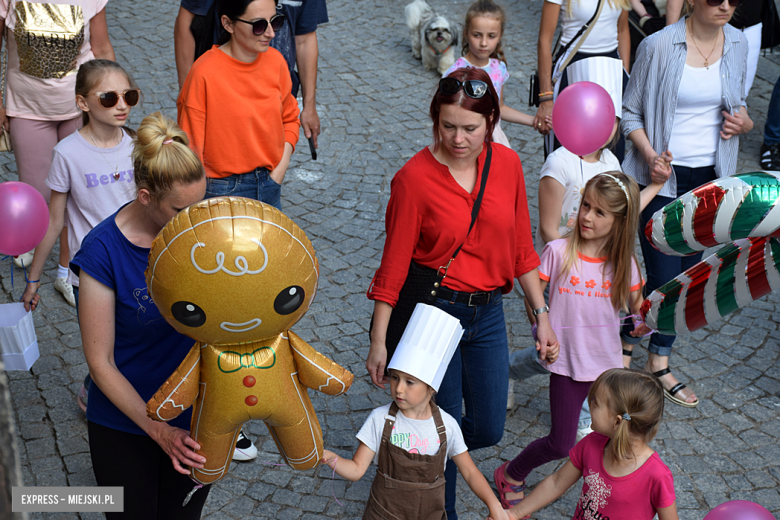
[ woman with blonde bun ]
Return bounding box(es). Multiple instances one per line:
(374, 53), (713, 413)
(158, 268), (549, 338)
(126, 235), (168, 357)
(71, 112), (211, 519)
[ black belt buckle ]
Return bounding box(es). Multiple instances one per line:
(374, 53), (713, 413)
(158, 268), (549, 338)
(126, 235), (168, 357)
(468, 291), (489, 307)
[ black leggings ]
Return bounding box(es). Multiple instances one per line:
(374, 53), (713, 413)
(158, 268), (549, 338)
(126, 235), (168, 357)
(88, 421), (211, 520)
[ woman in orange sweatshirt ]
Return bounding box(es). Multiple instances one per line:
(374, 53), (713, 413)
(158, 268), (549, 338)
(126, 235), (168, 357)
(178, 0), (300, 209)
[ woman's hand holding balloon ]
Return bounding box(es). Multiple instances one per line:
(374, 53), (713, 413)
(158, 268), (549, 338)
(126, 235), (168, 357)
(149, 422), (206, 475)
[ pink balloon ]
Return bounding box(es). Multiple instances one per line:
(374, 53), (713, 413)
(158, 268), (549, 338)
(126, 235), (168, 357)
(704, 500), (776, 520)
(552, 81), (616, 157)
(0, 181), (49, 257)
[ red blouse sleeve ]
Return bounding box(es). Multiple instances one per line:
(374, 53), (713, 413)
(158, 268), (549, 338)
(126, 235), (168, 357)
(367, 169), (422, 307)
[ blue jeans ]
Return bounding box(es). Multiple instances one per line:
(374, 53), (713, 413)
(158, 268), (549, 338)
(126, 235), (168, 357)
(204, 168), (282, 209)
(509, 347), (591, 429)
(433, 292), (508, 520)
(765, 75), (780, 145)
(639, 164), (716, 356)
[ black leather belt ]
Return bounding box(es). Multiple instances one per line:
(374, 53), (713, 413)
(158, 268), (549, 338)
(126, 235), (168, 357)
(436, 287), (502, 306)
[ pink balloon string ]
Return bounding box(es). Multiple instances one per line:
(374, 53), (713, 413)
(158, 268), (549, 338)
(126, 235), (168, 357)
(328, 457), (344, 506)
(533, 315), (656, 338)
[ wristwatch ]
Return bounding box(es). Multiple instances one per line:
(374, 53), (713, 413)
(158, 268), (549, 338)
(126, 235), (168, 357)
(532, 305), (549, 316)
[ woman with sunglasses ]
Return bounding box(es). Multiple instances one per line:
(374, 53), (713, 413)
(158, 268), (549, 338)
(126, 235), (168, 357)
(621, 0), (752, 408)
(20, 59), (140, 413)
(366, 67), (558, 520)
(0, 0), (115, 306)
(178, 0), (299, 209)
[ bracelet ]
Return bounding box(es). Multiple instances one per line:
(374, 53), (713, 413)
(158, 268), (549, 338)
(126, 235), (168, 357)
(539, 95), (554, 102)
(26, 279), (40, 284)
(539, 91), (554, 97)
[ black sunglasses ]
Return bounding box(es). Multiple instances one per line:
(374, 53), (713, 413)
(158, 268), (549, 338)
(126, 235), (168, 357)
(439, 78), (490, 99)
(91, 89), (140, 108)
(706, 0), (740, 6)
(235, 14), (285, 35)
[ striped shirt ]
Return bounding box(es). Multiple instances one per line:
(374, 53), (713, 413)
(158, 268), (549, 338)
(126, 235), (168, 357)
(621, 17), (748, 198)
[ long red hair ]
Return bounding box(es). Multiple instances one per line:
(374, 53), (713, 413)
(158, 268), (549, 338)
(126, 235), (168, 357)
(429, 67), (500, 151)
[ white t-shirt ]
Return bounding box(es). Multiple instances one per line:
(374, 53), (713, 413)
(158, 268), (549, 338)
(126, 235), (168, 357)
(356, 403), (468, 469)
(545, 0), (624, 54)
(534, 146), (621, 253)
(45, 129), (136, 286)
(668, 59), (723, 168)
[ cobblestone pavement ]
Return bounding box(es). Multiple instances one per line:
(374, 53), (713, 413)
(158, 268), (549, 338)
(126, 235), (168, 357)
(2, 0), (780, 519)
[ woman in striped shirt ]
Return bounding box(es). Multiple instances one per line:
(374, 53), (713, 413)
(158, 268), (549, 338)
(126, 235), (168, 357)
(621, 0), (752, 407)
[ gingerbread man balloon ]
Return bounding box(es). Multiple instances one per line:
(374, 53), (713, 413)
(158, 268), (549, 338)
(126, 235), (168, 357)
(145, 197), (353, 485)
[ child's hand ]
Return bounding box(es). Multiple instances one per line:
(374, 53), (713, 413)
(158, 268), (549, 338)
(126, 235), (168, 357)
(648, 151), (673, 184)
(321, 449), (338, 470)
(630, 322), (653, 337)
(487, 505), (511, 520)
(543, 340), (560, 363)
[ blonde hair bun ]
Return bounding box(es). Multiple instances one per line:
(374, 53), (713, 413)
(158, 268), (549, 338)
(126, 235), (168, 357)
(132, 111), (203, 196)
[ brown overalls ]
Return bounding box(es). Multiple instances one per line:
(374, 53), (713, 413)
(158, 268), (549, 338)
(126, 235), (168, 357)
(362, 402), (448, 520)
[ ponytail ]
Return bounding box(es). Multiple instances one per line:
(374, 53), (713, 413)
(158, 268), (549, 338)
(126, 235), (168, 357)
(589, 369), (665, 464)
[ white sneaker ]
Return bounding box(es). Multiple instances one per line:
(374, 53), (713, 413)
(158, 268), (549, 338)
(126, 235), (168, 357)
(13, 250), (34, 269)
(232, 430), (258, 461)
(576, 425), (593, 443)
(54, 277), (76, 307)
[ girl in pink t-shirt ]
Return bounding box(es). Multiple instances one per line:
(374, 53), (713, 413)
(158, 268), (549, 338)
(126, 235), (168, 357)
(502, 368), (678, 520)
(494, 172), (657, 513)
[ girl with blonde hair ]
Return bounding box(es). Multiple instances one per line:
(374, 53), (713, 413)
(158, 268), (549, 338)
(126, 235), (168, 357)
(494, 172), (658, 512)
(71, 112), (210, 519)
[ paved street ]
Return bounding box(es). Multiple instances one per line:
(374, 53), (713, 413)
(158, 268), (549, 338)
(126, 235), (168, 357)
(1, 0), (780, 518)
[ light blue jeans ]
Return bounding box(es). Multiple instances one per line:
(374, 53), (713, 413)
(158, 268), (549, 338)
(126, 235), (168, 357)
(509, 346), (591, 429)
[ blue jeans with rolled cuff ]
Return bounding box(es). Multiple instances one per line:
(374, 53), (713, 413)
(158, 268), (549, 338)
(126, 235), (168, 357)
(638, 164), (716, 356)
(204, 167), (282, 209)
(765, 75), (780, 145)
(432, 291), (508, 520)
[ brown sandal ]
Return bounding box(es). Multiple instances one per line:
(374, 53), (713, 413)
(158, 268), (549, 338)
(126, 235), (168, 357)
(652, 368), (699, 408)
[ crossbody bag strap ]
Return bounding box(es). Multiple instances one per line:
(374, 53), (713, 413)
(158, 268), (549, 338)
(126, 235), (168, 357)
(552, 0), (608, 85)
(437, 143), (492, 278)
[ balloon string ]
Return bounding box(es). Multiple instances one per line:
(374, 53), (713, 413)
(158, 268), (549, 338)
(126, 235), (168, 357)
(534, 315), (656, 338)
(330, 457), (343, 507)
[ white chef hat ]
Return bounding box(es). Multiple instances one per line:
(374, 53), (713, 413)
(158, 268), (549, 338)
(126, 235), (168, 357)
(387, 304), (463, 392)
(567, 56), (624, 118)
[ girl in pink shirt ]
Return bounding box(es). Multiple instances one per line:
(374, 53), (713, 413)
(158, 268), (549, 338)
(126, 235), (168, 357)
(502, 368), (678, 520)
(494, 172), (657, 513)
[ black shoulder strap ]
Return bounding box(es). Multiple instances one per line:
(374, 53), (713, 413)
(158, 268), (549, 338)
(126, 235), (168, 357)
(451, 143), (492, 260)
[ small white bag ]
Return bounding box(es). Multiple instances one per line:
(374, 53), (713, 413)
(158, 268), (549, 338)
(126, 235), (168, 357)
(0, 303), (39, 370)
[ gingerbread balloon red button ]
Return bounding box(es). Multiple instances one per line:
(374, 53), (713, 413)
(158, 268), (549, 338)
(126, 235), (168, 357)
(243, 375), (256, 387)
(245, 395), (258, 406)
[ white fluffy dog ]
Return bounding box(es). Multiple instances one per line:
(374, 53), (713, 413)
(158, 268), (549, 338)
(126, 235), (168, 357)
(405, 0), (459, 75)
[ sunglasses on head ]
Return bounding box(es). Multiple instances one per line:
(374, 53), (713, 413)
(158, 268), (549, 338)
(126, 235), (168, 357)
(91, 89), (140, 108)
(235, 14), (285, 35)
(439, 78), (490, 99)
(705, 0), (741, 7)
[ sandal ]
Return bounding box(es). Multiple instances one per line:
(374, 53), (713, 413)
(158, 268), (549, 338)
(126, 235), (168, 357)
(493, 461), (530, 517)
(651, 367), (699, 408)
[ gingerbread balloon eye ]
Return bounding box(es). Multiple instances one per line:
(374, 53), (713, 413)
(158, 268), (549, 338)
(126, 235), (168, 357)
(171, 301), (207, 327)
(274, 286), (304, 315)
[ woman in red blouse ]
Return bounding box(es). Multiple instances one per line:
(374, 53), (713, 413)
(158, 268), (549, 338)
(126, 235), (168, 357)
(365, 67), (558, 520)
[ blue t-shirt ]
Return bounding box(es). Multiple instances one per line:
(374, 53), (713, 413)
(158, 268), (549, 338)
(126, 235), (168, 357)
(70, 206), (194, 436)
(182, 0), (328, 95)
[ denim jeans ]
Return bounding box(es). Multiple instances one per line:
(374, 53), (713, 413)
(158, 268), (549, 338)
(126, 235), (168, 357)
(639, 164), (716, 356)
(204, 168), (282, 209)
(765, 75), (780, 145)
(508, 347), (591, 429)
(433, 292), (508, 520)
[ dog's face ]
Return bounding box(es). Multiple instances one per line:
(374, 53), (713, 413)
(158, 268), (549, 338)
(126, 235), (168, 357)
(424, 16), (457, 51)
